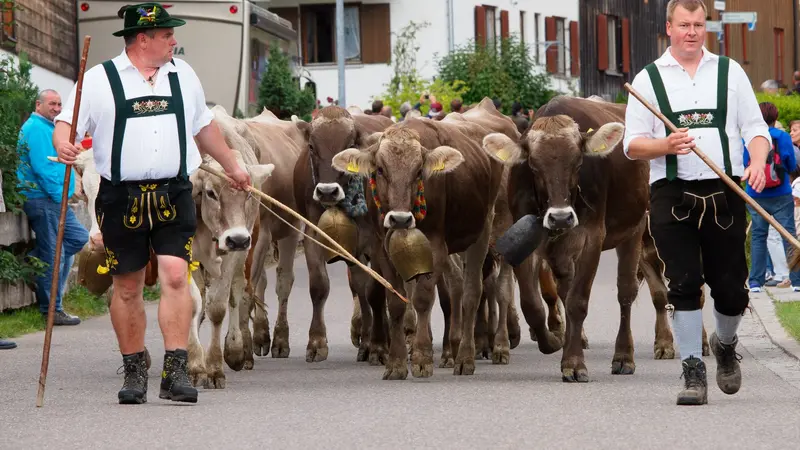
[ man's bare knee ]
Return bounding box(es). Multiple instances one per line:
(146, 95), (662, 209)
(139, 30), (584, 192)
(157, 256), (189, 292)
(113, 269), (146, 303)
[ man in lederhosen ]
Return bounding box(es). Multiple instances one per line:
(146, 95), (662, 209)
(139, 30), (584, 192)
(623, 0), (769, 406)
(54, 2), (251, 405)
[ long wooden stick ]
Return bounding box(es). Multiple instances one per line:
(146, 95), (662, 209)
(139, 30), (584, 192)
(199, 163), (409, 303)
(624, 82), (800, 269)
(37, 36), (91, 408)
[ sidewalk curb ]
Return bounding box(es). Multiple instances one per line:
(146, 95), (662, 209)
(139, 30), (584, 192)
(748, 290), (800, 362)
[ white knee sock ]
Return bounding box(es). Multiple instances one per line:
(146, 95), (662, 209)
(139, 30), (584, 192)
(672, 310), (704, 360)
(713, 309), (742, 345)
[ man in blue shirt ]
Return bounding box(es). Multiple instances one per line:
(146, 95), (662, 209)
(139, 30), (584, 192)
(17, 89), (89, 326)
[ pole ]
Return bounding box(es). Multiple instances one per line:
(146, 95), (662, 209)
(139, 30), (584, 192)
(36, 35), (91, 408)
(336, 0), (346, 106)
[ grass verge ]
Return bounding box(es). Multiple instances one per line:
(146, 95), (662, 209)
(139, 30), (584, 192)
(0, 284), (161, 339)
(775, 301), (800, 342)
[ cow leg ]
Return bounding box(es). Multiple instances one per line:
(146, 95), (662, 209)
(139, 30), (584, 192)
(349, 268), (362, 348)
(474, 291), (490, 360)
(453, 212), (493, 376)
(639, 244), (675, 360)
(539, 259), (565, 340)
(271, 236), (299, 359)
(491, 262), (514, 365)
(365, 268), (389, 366)
(700, 287), (710, 356)
(437, 269), (454, 368)
(611, 235), (641, 375)
(204, 278), (229, 389)
(559, 238), (601, 383)
(249, 231), (273, 357)
(381, 252), (410, 380)
(403, 292), (417, 356)
(239, 286), (257, 369)
(224, 255), (247, 372)
(507, 290), (521, 349)
(347, 257), (374, 362)
(410, 255), (441, 378)
(187, 275), (208, 387)
(517, 254), (563, 353)
(304, 232), (330, 362)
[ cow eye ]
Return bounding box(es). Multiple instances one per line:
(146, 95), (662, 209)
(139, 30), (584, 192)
(377, 167), (384, 176)
(206, 189), (217, 200)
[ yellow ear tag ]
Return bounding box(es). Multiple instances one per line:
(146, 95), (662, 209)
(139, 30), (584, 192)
(496, 148), (510, 161)
(587, 128), (594, 133)
(346, 160), (360, 173)
(594, 143), (607, 153)
(432, 160), (446, 171)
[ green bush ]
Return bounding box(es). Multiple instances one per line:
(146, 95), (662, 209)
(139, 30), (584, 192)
(257, 44), (315, 120)
(377, 21), (469, 120)
(436, 35), (556, 114)
(754, 93), (800, 127)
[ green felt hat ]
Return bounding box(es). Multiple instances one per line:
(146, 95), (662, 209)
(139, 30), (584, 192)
(112, 3), (186, 37)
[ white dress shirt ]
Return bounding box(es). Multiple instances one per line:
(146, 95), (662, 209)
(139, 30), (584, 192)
(623, 47), (770, 184)
(56, 49), (214, 181)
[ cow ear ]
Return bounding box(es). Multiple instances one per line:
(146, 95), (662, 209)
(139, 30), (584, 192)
(332, 148), (374, 176)
(292, 115), (311, 140)
(423, 146), (464, 178)
(482, 133), (524, 164)
(190, 172), (204, 203)
(248, 163), (275, 189)
(582, 122), (624, 157)
(357, 130), (382, 148)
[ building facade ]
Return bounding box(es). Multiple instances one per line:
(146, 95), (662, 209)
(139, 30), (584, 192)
(1, 0), (78, 98)
(268, 0), (579, 110)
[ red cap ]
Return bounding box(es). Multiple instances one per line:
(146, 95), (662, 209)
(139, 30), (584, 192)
(430, 102), (443, 111)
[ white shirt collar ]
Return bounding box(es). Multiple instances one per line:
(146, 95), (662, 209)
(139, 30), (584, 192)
(655, 46), (718, 67)
(112, 48), (179, 73)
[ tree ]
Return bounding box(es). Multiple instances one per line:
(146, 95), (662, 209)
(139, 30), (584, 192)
(436, 36), (556, 114)
(257, 44), (315, 120)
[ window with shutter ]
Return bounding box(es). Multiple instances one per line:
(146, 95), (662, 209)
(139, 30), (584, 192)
(621, 17), (630, 74)
(597, 15), (608, 71)
(545, 16), (556, 74)
(500, 10), (509, 40)
(475, 6), (486, 46)
(1, 1), (16, 46)
(570, 21), (579, 77)
(360, 4), (391, 64)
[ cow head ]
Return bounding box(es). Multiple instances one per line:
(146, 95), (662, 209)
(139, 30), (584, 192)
(331, 126), (463, 229)
(294, 106), (381, 207)
(482, 115), (624, 231)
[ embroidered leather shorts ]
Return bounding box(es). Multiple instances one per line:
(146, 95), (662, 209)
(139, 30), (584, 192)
(95, 176), (196, 276)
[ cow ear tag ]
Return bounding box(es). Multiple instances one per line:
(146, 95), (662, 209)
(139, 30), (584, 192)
(593, 143), (608, 153)
(432, 159), (446, 171)
(496, 148), (510, 161)
(346, 160), (360, 173)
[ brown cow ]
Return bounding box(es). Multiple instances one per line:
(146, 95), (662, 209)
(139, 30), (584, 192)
(291, 106), (393, 364)
(482, 95), (649, 382)
(331, 113), (561, 379)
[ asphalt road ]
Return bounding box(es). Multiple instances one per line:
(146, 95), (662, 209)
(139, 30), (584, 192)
(3, 252), (800, 450)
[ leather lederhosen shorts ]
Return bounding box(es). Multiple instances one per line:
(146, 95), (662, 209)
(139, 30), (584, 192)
(95, 176), (196, 276)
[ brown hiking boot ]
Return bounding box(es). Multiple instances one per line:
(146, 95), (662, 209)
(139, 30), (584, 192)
(677, 356), (708, 406)
(710, 332), (742, 395)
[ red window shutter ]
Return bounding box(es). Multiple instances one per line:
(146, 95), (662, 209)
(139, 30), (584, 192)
(597, 14), (608, 71)
(475, 6), (486, 46)
(723, 24), (730, 56)
(500, 10), (509, 39)
(741, 23), (748, 61)
(570, 20), (580, 77)
(621, 17), (630, 73)
(545, 16), (557, 74)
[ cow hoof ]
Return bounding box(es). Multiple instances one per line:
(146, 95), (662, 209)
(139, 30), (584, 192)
(189, 370), (207, 387)
(529, 326), (537, 342)
(412, 362), (434, 378)
(611, 356), (636, 375)
(654, 341), (676, 359)
(350, 319), (362, 349)
(271, 339), (290, 359)
(536, 331), (564, 354)
(305, 340), (329, 363)
(368, 346), (388, 366)
(143, 347), (152, 370)
(224, 332), (245, 371)
(561, 366), (589, 383)
(243, 360), (254, 370)
(702, 342), (710, 357)
(356, 345), (369, 362)
(382, 360), (408, 380)
(492, 346), (510, 365)
(453, 358), (475, 376)
(509, 328), (521, 349)
(204, 371), (226, 389)
(475, 348), (491, 360)
(253, 329), (271, 357)
(439, 350), (455, 368)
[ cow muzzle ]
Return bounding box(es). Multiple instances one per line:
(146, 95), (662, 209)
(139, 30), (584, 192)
(384, 211), (415, 229)
(543, 207), (578, 230)
(313, 183), (345, 206)
(219, 227), (252, 251)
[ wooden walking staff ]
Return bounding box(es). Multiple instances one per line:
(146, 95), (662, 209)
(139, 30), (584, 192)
(624, 82), (800, 271)
(36, 36), (92, 408)
(198, 164), (410, 304)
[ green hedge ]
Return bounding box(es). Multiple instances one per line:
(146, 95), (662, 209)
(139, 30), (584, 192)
(754, 93), (800, 127)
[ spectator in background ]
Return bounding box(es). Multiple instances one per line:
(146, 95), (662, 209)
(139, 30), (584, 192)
(427, 101), (444, 119)
(745, 102), (800, 293)
(760, 79), (780, 95)
(371, 99), (383, 114)
(492, 97), (502, 111)
(789, 120), (800, 147)
(786, 71), (800, 96)
(450, 98), (463, 113)
(510, 101), (530, 134)
(792, 165), (800, 236)
(16, 89), (89, 326)
(380, 105), (397, 122)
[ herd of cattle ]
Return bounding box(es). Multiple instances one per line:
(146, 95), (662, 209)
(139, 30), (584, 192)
(63, 95), (713, 388)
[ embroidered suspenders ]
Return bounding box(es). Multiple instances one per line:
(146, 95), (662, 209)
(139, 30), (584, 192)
(101, 60), (188, 185)
(645, 56), (731, 181)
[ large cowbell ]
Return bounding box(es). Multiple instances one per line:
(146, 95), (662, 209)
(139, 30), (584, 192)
(495, 214), (546, 267)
